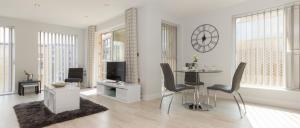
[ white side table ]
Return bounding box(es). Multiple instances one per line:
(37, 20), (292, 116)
(44, 85), (80, 114)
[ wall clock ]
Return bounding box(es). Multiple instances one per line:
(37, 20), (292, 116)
(191, 24), (219, 53)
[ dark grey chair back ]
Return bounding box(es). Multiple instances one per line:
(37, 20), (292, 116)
(231, 62), (246, 93)
(184, 72), (199, 85)
(160, 63), (176, 92)
(68, 68), (83, 80)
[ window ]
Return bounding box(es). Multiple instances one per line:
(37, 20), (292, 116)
(161, 21), (177, 90)
(0, 26), (15, 94)
(102, 28), (125, 62)
(38, 32), (78, 87)
(102, 33), (112, 61)
(235, 3), (300, 89)
(161, 22), (177, 72)
(96, 28), (126, 81)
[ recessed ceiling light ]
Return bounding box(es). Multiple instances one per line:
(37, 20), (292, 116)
(33, 0), (41, 7)
(84, 16), (89, 18)
(34, 3), (41, 7)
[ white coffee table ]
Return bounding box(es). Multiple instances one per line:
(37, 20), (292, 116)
(44, 84), (80, 114)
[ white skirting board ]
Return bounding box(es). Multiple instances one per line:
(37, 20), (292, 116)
(146, 87), (300, 110)
(208, 87), (300, 110)
(141, 92), (161, 101)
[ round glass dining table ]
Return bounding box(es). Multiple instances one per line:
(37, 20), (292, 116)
(175, 69), (222, 111)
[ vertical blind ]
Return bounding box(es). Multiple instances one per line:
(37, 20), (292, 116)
(235, 3), (300, 89)
(0, 26), (15, 94)
(38, 32), (78, 87)
(161, 22), (177, 75)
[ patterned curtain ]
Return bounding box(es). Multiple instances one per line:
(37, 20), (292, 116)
(97, 33), (105, 80)
(87, 25), (96, 87)
(125, 8), (139, 83)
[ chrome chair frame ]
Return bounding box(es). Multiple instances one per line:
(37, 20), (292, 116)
(207, 62), (247, 118)
(160, 63), (194, 114)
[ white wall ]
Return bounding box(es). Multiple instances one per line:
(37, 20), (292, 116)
(0, 16), (85, 92)
(92, 7), (183, 100)
(179, 0), (300, 109)
(137, 5), (183, 100)
(85, 14), (125, 87)
(96, 14), (125, 32)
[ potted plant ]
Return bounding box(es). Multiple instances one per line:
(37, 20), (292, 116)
(192, 54), (199, 69)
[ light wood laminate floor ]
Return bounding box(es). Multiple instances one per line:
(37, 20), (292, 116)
(1, 89), (300, 128)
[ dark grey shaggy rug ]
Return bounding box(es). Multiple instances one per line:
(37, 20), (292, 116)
(13, 98), (108, 128)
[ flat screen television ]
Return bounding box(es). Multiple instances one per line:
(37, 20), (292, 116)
(106, 62), (126, 82)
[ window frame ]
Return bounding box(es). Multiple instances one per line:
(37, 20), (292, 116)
(233, 9), (287, 89)
(38, 31), (78, 88)
(0, 26), (15, 94)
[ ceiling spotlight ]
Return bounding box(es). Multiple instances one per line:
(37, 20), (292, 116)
(33, 0), (41, 7)
(34, 3), (41, 7)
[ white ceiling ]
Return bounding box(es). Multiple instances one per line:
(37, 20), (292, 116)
(0, 0), (246, 28)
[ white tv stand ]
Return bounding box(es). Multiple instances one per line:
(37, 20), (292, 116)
(96, 80), (141, 103)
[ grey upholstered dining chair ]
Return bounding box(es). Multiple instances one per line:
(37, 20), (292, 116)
(160, 63), (194, 114)
(207, 62), (247, 118)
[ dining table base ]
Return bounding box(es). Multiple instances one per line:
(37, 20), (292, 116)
(184, 102), (213, 111)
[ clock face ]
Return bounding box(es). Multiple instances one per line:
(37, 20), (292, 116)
(191, 24), (219, 53)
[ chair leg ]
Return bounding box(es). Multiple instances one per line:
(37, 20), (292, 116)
(181, 91), (184, 105)
(202, 85), (205, 96)
(159, 93), (166, 109)
(167, 94), (174, 114)
(184, 90), (188, 103)
(237, 92), (246, 114)
(214, 93), (217, 107)
(233, 94), (243, 118)
(207, 89), (210, 105)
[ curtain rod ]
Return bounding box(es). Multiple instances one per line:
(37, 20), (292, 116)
(233, 1), (300, 18)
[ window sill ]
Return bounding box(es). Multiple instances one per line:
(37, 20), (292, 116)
(241, 86), (300, 93)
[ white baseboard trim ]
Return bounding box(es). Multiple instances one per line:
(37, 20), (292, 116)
(211, 88), (300, 110)
(140, 88), (300, 110)
(142, 92), (161, 101)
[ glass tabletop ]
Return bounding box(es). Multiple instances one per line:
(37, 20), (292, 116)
(175, 69), (222, 73)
